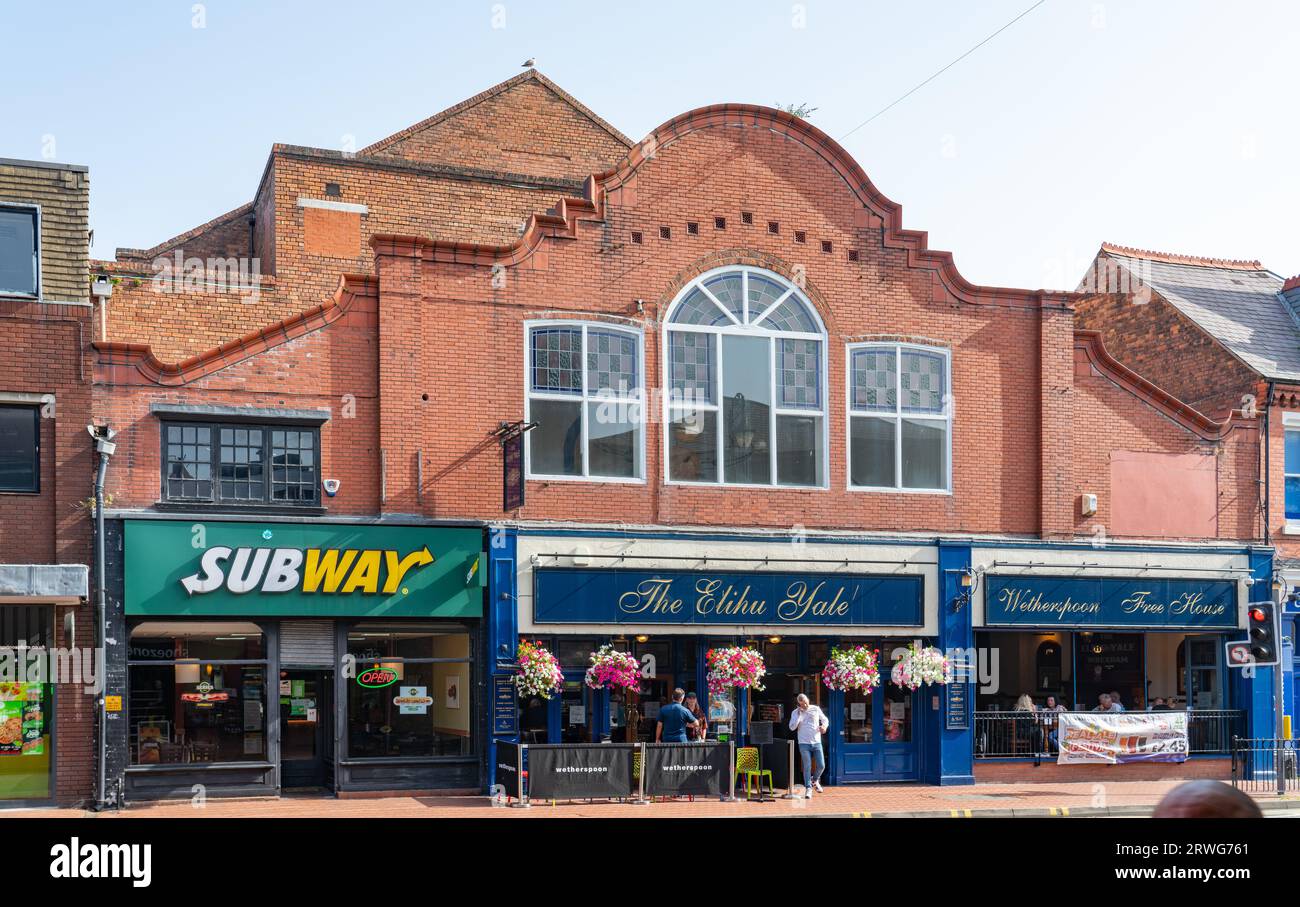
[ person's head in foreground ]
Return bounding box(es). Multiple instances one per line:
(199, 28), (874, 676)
(671, 688), (685, 703)
(796, 693), (810, 709)
(1152, 781), (1262, 818)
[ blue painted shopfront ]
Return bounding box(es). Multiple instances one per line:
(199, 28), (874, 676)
(483, 527), (1279, 789)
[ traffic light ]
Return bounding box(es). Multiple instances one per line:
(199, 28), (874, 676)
(1246, 602), (1280, 667)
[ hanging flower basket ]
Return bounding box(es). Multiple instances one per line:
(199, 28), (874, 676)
(514, 640), (564, 700)
(821, 645), (881, 692)
(583, 644), (642, 690)
(889, 641), (953, 691)
(705, 646), (767, 694)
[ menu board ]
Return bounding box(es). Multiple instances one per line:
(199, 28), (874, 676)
(945, 681), (969, 731)
(492, 675), (518, 736)
(0, 683), (44, 756)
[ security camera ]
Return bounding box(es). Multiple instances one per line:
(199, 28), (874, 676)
(322, 478), (341, 497)
(86, 424), (117, 455)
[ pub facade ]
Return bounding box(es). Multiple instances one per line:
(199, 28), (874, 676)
(88, 72), (1281, 799)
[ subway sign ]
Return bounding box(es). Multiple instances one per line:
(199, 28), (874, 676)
(180, 546), (435, 596)
(124, 521), (484, 617)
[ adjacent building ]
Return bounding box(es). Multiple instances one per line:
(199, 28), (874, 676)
(0, 157), (96, 807)
(1075, 243), (1300, 720)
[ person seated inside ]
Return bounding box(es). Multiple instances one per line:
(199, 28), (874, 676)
(1109, 690), (1127, 712)
(1093, 692), (1122, 712)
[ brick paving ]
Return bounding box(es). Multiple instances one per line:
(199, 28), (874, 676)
(10, 780), (1298, 819)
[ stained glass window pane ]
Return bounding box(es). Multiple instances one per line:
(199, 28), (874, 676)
(756, 296), (817, 333)
(901, 350), (946, 413)
(670, 288), (730, 326)
(778, 339), (820, 409)
(702, 274), (744, 323)
(530, 328), (583, 393)
(586, 330), (637, 394)
(851, 348), (897, 412)
(668, 331), (714, 405)
(746, 274), (787, 323)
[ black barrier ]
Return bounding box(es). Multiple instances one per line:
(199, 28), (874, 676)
(525, 744), (635, 800)
(761, 740), (794, 790)
(643, 742), (730, 797)
(494, 741), (522, 799)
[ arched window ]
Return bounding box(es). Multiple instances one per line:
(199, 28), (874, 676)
(1036, 639), (1062, 691)
(525, 322), (644, 481)
(664, 267), (826, 487)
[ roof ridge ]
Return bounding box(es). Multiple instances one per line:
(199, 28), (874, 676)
(360, 69), (632, 157)
(115, 202), (254, 262)
(1100, 241), (1264, 271)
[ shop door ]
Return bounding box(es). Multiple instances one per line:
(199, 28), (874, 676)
(279, 670), (333, 789)
(835, 681), (918, 783)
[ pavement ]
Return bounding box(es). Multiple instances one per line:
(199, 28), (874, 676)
(10, 779), (1300, 819)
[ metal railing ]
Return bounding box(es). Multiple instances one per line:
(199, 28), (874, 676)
(1231, 738), (1300, 794)
(973, 709), (1244, 758)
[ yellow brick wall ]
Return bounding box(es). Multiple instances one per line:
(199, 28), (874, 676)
(0, 160), (90, 303)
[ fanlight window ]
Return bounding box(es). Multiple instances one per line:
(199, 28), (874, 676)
(665, 267), (826, 487)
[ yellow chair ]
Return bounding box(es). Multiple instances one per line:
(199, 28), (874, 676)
(735, 746), (773, 799)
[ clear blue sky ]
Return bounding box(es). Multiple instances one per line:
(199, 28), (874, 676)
(3, 0), (1296, 287)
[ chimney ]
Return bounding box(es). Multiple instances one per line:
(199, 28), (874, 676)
(1283, 275), (1300, 318)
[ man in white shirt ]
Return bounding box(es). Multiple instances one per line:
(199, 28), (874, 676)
(788, 693), (829, 797)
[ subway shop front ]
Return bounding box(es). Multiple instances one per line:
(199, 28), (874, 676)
(106, 519), (485, 800)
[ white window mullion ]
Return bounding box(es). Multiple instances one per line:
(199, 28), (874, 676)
(753, 287), (796, 327)
(741, 268), (750, 325)
(579, 325), (590, 477)
(697, 282), (741, 326)
(766, 337), (774, 481)
(894, 349), (904, 490)
(716, 331), (726, 484)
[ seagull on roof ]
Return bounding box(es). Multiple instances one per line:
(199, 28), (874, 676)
(522, 58), (535, 68)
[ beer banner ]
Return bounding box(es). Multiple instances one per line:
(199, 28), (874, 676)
(643, 743), (729, 797)
(1057, 711), (1189, 764)
(525, 744), (635, 800)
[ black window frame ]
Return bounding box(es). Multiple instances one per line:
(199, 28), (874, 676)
(0, 203), (40, 299)
(160, 419), (321, 508)
(0, 403), (40, 493)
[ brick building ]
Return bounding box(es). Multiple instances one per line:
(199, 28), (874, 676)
(87, 73), (1277, 800)
(0, 157), (96, 807)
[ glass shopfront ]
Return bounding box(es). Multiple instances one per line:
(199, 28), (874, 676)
(115, 519), (486, 798)
(0, 606), (54, 803)
(346, 623), (473, 758)
(519, 633), (920, 783)
(127, 621), (269, 765)
(974, 572), (1246, 759)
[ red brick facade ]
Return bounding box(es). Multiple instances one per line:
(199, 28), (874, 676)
(92, 93), (1262, 546)
(0, 160), (97, 806)
(1075, 246), (1296, 562)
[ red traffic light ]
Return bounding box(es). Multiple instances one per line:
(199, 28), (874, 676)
(1249, 607), (1269, 623)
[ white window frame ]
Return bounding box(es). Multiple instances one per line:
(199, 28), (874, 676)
(523, 320), (646, 484)
(1284, 413), (1300, 533)
(661, 265), (829, 489)
(0, 202), (41, 300)
(845, 341), (953, 494)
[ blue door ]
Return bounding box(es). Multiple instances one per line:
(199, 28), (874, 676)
(833, 682), (918, 782)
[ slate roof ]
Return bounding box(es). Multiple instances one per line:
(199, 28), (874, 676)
(1099, 243), (1300, 382)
